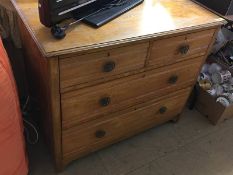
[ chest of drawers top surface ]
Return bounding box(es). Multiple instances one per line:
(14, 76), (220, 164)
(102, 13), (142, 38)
(12, 0), (224, 57)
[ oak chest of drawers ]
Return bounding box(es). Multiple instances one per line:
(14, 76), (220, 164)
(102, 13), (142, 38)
(12, 0), (225, 171)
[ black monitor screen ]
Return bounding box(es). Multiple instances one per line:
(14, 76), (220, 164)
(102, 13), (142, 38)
(194, 0), (232, 15)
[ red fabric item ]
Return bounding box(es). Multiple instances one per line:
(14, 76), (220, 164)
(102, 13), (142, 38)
(0, 38), (28, 175)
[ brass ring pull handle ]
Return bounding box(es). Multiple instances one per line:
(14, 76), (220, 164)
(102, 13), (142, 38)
(159, 106), (167, 114)
(95, 130), (106, 138)
(99, 97), (111, 107)
(168, 75), (178, 84)
(103, 61), (115, 72)
(179, 45), (190, 55)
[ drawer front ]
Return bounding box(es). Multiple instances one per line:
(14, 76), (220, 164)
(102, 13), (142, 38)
(62, 88), (190, 157)
(148, 29), (215, 67)
(61, 58), (202, 127)
(60, 43), (149, 89)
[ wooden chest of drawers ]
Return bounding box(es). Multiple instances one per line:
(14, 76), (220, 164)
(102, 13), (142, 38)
(12, 0), (225, 171)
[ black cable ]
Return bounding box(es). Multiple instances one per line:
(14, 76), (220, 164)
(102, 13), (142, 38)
(21, 96), (39, 145)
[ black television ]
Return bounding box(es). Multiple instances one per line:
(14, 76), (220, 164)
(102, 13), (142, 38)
(38, 0), (143, 27)
(39, 0), (109, 27)
(192, 0), (233, 21)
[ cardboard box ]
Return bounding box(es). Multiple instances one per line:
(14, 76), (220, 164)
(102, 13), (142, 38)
(195, 86), (233, 125)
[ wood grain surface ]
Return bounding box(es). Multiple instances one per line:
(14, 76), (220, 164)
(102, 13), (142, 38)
(11, 0), (225, 57)
(13, 0), (224, 170)
(60, 42), (149, 89)
(61, 57), (204, 128)
(18, 18), (63, 170)
(62, 88), (191, 162)
(148, 28), (215, 66)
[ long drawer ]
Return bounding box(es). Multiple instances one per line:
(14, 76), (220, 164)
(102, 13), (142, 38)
(60, 43), (149, 89)
(61, 58), (203, 128)
(148, 29), (215, 67)
(62, 88), (191, 160)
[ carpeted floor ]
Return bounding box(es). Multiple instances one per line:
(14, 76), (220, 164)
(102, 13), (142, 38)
(27, 108), (233, 175)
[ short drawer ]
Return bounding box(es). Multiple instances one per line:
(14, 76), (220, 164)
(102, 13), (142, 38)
(61, 58), (203, 127)
(62, 88), (190, 157)
(148, 29), (215, 67)
(60, 43), (149, 89)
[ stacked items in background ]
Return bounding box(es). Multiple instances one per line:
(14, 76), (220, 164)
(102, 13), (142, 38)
(198, 63), (233, 107)
(195, 30), (233, 125)
(198, 40), (233, 107)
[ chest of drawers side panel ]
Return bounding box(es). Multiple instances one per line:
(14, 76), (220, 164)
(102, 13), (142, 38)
(18, 18), (62, 170)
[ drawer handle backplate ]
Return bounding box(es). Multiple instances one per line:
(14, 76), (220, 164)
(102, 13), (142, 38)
(103, 61), (115, 72)
(99, 97), (111, 107)
(179, 45), (190, 55)
(95, 130), (106, 138)
(159, 106), (167, 114)
(168, 75), (178, 84)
